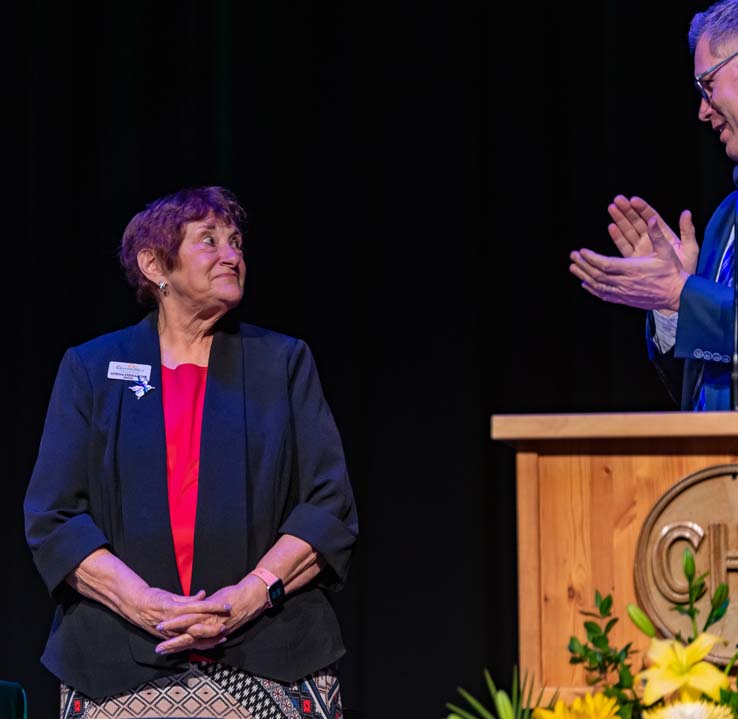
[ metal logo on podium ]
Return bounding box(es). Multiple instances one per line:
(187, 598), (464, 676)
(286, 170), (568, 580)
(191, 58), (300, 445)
(634, 464), (738, 664)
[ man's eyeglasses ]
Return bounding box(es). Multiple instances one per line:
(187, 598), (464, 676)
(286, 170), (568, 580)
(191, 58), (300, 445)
(695, 47), (738, 102)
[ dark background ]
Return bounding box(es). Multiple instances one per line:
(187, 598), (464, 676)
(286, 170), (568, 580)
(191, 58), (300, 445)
(5, 1), (734, 717)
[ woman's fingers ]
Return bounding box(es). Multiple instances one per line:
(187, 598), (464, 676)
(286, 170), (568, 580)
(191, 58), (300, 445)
(170, 589), (206, 603)
(156, 612), (228, 636)
(147, 589), (230, 618)
(136, 587), (232, 637)
(166, 598), (231, 617)
(155, 630), (228, 655)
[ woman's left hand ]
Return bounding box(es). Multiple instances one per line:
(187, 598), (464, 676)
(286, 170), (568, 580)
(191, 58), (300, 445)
(154, 574), (268, 655)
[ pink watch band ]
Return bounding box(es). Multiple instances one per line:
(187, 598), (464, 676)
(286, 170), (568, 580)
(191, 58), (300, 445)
(250, 567), (281, 607)
(250, 567), (280, 588)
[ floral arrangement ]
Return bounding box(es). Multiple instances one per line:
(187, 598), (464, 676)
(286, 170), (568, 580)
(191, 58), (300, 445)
(445, 666), (551, 719)
(446, 549), (738, 719)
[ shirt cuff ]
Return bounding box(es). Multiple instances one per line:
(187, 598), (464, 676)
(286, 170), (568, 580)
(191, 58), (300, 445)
(652, 310), (679, 353)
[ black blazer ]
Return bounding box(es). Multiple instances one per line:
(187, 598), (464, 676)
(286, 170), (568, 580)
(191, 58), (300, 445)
(24, 311), (358, 698)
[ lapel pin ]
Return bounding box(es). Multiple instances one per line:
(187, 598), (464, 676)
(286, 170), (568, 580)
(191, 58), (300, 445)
(128, 376), (155, 399)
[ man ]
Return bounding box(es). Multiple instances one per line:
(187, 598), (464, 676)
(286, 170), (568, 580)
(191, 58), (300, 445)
(570, 0), (738, 411)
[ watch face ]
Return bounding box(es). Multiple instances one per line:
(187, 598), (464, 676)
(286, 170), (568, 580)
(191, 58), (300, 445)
(268, 580), (285, 607)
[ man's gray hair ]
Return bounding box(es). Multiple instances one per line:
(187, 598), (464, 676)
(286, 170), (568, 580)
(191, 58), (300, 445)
(689, 0), (738, 54)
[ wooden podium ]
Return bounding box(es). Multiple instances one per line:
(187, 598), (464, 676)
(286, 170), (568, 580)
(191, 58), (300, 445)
(491, 412), (738, 700)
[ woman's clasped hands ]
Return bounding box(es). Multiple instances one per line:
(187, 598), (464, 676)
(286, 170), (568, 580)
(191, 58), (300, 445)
(131, 575), (269, 655)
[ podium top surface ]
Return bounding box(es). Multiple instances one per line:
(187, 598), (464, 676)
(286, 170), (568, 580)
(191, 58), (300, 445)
(491, 411), (738, 441)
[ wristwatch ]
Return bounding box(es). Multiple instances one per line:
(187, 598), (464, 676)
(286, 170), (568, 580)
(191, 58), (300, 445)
(250, 567), (285, 608)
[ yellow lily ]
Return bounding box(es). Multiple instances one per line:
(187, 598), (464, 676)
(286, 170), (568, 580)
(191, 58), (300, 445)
(635, 633), (728, 706)
(533, 699), (572, 719)
(569, 692), (619, 719)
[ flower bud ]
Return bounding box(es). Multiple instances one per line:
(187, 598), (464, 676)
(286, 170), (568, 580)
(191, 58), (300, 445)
(711, 582), (729, 610)
(627, 603), (656, 637)
(683, 548), (696, 583)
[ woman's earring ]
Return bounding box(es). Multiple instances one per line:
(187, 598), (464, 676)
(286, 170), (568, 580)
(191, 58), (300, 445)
(158, 281), (168, 293)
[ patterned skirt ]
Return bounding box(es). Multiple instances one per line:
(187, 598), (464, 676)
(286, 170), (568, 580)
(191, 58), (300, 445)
(60, 661), (342, 719)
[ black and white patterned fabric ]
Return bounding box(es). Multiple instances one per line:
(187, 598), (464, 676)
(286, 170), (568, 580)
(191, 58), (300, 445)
(60, 662), (342, 719)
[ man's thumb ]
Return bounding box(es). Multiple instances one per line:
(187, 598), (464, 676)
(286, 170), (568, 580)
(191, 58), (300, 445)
(679, 209), (698, 248)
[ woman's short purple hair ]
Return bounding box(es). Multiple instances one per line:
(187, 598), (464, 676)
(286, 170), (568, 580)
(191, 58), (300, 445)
(119, 186), (247, 304)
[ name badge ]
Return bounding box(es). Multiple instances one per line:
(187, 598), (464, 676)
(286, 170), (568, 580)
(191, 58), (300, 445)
(107, 361), (152, 383)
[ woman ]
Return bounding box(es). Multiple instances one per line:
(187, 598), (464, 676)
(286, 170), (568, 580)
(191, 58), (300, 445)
(24, 186), (358, 718)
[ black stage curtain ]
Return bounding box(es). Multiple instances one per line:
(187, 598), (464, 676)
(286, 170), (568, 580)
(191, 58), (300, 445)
(4, 2), (730, 717)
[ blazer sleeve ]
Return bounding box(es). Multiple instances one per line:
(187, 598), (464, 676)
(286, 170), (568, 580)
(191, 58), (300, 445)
(673, 190), (737, 364)
(24, 348), (109, 594)
(674, 275), (735, 361)
(278, 340), (358, 589)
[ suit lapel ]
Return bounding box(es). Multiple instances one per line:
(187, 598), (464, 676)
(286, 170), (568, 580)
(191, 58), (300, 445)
(189, 322), (249, 593)
(117, 312), (182, 593)
(699, 197), (736, 278)
(117, 313), (250, 595)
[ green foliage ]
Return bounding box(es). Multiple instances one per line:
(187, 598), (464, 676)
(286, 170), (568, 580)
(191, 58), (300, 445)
(445, 667), (553, 719)
(665, 549), (729, 643)
(568, 590), (639, 719)
(454, 549), (738, 719)
(704, 578), (729, 634)
(569, 552), (733, 718)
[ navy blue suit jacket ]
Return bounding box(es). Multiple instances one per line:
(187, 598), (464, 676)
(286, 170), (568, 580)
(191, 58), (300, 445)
(24, 311), (358, 698)
(647, 191), (737, 410)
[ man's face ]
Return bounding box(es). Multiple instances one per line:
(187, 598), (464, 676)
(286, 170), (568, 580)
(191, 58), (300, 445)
(695, 35), (738, 161)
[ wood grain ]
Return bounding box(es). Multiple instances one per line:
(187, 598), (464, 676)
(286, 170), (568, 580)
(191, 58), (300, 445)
(499, 413), (738, 701)
(492, 412), (738, 441)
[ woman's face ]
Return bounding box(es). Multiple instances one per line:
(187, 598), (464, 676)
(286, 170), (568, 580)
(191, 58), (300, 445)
(166, 213), (246, 313)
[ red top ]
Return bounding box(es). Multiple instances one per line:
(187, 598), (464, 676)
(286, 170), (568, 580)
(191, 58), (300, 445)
(161, 363), (208, 596)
